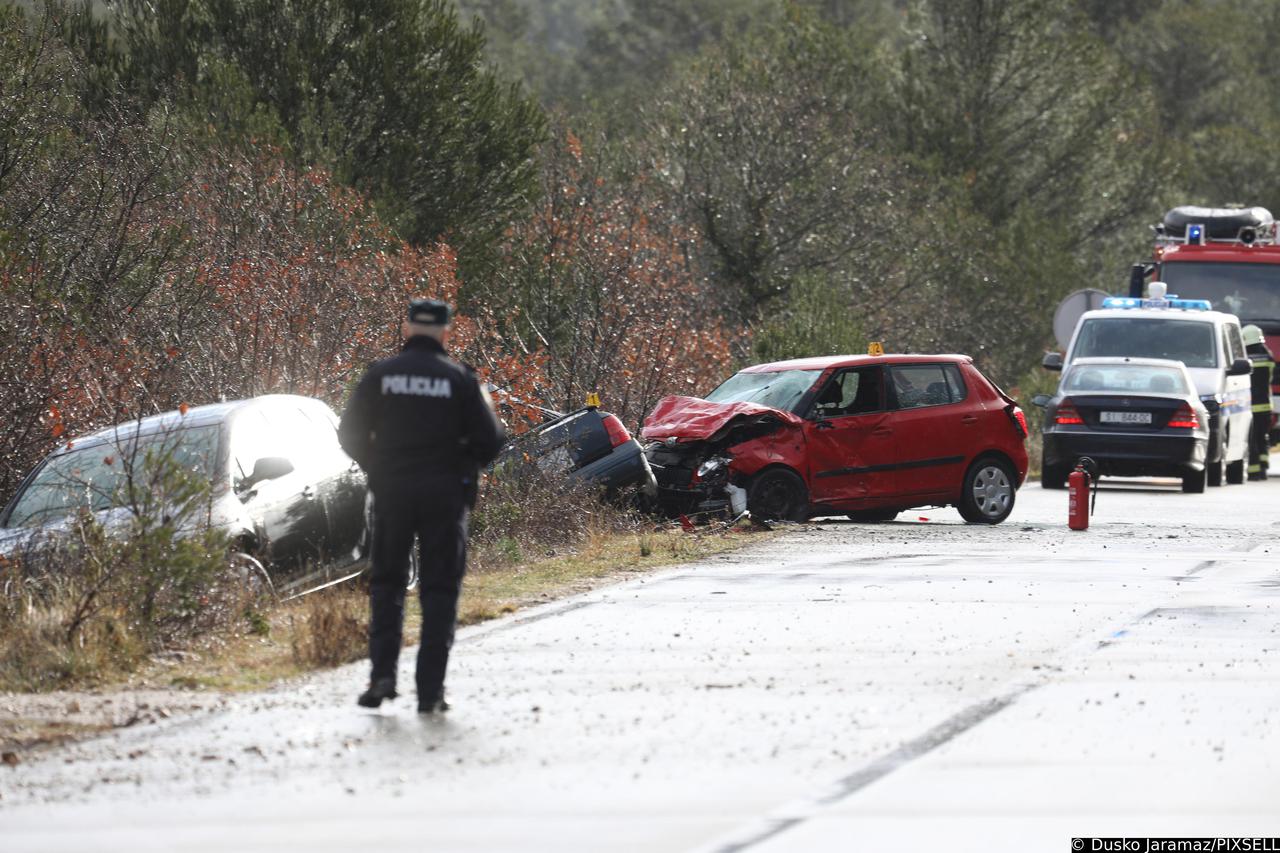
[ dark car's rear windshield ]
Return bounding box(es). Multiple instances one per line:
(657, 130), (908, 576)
(1072, 318), (1217, 369)
(704, 369), (822, 413)
(1063, 363), (1191, 396)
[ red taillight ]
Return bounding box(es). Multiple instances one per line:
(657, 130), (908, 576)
(602, 413), (631, 447)
(1008, 406), (1028, 438)
(1054, 400), (1083, 425)
(1167, 403), (1199, 429)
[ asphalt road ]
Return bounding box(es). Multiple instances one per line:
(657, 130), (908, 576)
(3, 470), (1279, 852)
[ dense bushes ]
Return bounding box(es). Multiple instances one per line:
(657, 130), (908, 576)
(0, 451), (257, 690)
(0, 6), (546, 495)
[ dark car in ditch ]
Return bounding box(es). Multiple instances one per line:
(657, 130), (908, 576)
(642, 353), (1029, 524)
(0, 395), (369, 579)
(494, 405), (657, 498)
(1033, 357), (1210, 493)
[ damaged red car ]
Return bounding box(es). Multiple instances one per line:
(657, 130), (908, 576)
(641, 354), (1029, 524)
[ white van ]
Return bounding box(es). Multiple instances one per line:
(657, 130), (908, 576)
(1043, 283), (1253, 486)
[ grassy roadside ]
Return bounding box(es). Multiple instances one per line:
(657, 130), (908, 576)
(1, 525), (770, 751)
(109, 525), (767, 692)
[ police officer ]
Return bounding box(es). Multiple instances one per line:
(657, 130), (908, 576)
(339, 299), (506, 712)
(1243, 324), (1276, 481)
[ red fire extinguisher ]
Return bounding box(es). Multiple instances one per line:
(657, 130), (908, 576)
(1068, 457), (1096, 531)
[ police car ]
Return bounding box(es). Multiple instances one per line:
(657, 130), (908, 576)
(1042, 282), (1253, 486)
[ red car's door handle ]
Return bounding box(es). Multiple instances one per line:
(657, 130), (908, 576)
(871, 427), (892, 437)
(815, 421), (835, 430)
(961, 415), (978, 425)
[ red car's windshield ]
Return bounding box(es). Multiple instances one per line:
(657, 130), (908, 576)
(704, 369), (822, 413)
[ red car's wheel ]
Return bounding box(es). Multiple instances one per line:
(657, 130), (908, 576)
(958, 457), (1016, 524)
(747, 468), (809, 522)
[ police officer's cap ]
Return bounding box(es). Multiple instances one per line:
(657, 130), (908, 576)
(408, 298), (452, 326)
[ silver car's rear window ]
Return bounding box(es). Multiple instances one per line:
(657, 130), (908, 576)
(5, 425), (221, 529)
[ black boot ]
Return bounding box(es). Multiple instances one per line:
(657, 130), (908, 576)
(357, 677), (398, 708)
(418, 694), (451, 715)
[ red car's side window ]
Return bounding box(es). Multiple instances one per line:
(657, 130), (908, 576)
(889, 364), (962, 409)
(943, 364), (968, 401)
(811, 367), (886, 418)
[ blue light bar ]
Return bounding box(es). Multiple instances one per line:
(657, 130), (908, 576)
(1102, 296), (1212, 311)
(1187, 223), (1205, 244)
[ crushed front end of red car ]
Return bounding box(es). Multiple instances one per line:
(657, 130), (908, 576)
(641, 396), (806, 519)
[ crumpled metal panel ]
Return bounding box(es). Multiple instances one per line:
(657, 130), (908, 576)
(640, 395), (804, 442)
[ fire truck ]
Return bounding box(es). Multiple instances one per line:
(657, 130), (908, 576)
(1132, 205), (1280, 440)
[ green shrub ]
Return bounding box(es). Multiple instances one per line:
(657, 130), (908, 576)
(0, 442), (261, 691)
(751, 273), (868, 364)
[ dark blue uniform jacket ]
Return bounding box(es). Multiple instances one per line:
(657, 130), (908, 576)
(338, 336), (506, 502)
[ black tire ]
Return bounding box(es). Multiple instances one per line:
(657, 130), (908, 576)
(747, 468), (809, 522)
(847, 508), (899, 523)
(958, 456), (1017, 524)
(1040, 463), (1068, 489)
(1208, 429), (1226, 487)
(1226, 457), (1245, 485)
(1182, 467), (1207, 494)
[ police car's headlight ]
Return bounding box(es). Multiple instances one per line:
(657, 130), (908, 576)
(697, 456), (730, 479)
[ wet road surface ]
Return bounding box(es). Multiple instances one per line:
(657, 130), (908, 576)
(3, 474), (1279, 851)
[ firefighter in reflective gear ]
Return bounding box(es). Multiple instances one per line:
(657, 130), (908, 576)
(339, 299), (506, 713)
(1243, 324), (1276, 481)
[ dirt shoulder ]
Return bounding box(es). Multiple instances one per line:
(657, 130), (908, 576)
(0, 525), (773, 755)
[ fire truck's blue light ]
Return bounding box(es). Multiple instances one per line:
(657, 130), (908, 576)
(1102, 296), (1212, 311)
(1187, 223), (1204, 244)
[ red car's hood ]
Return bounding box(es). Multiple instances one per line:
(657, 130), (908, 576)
(641, 395), (804, 442)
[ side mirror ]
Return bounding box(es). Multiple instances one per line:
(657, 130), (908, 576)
(1041, 352), (1063, 372)
(1031, 394), (1051, 408)
(245, 456), (294, 488)
(1228, 357), (1252, 377)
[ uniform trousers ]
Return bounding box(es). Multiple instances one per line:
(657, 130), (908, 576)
(367, 486), (468, 701)
(1249, 411), (1271, 476)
